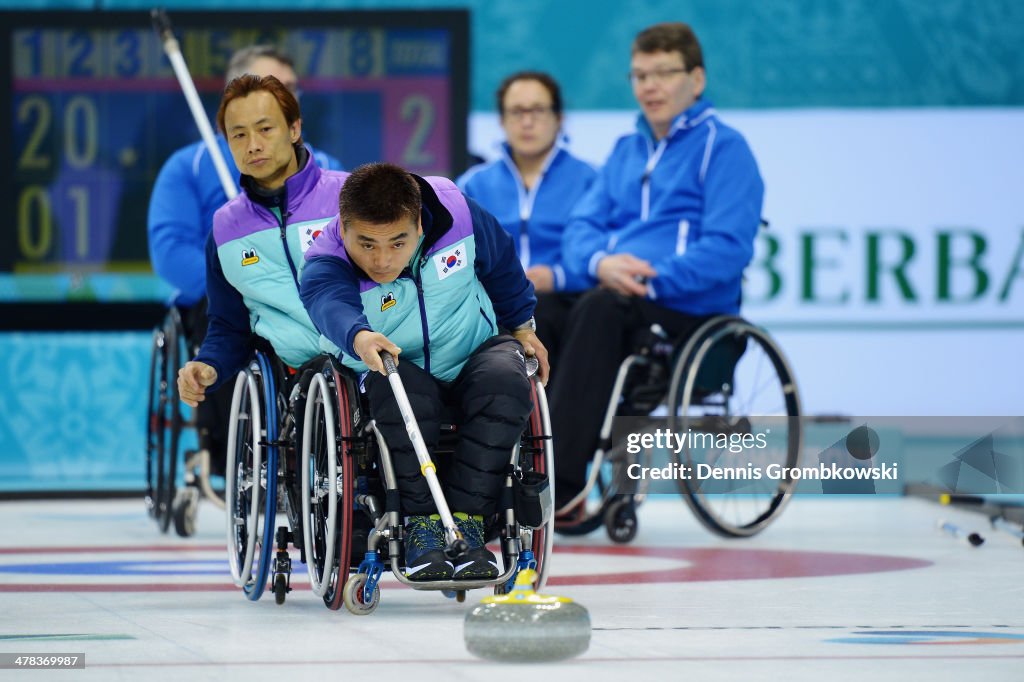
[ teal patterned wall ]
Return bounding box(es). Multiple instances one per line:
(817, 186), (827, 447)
(11, 0), (1024, 110)
(0, 333), (152, 491)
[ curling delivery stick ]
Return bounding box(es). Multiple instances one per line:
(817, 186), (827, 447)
(380, 351), (469, 559)
(151, 8), (237, 200)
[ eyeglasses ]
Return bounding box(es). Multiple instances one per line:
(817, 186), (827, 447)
(503, 105), (555, 122)
(628, 67), (688, 86)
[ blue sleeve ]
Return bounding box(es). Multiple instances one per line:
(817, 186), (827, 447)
(299, 256), (371, 357)
(147, 149), (208, 305)
(552, 165), (599, 293)
(561, 164), (615, 287)
(469, 196), (535, 328)
(649, 136), (764, 300)
(455, 164), (485, 194)
(311, 146), (344, 172)
(193, 234), (254, 392)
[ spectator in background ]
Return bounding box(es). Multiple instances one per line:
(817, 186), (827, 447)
(457, 71), (596, 371)
(148, 45), (341, 471)
(551, 22), (765, 521)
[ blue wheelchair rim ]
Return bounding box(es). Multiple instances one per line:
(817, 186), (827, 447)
(244, 351), (279, 601)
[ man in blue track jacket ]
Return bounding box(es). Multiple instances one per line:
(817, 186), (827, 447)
(457, 71), (598, 373)
(552, 22), (765, 518)
(300, 162), (549, 582)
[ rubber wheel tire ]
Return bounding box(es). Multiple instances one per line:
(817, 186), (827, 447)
(273, 574), (288, 605)
(604, 498), (638, 544)
(343, 573), (380, 615)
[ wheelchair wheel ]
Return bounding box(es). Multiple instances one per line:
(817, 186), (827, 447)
(342, 572), (380, 615)
(172, 486), (199, 538)
(603, 497), (638, 544)
(526, 378), (555, 591)
(225, 354), (279, 600)
(303, 360), (356, 610)
(145, 309), (185, 533)
(668, 317), (801, 537)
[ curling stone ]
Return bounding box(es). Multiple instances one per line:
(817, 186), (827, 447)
(464, 569), (590, 662)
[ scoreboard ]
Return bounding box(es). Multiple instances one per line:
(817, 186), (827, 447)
(0, 11), (469, 311)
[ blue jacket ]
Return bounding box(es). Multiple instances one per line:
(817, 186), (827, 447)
(457, 142), (597, 292)
(563, 100), (764, 315)
(147, 135), (341, 306)
(195, 149), (347, 391)
(301, 176), (536, 383)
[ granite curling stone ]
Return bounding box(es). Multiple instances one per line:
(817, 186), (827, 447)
(464, 569), (591, 662)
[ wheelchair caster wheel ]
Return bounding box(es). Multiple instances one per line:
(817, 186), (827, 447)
(343, 573), (380, 615)
(172, 487), (199, 538)
(273, 574), (288, 605)
(604, 499), (638, 544)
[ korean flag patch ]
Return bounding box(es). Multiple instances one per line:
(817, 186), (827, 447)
(434, 242), (468, 281)
(299, 219), (331, 254)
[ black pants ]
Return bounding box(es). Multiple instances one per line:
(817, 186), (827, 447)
(364, 335), (532, 517)
(547, 289), (711, 506)
(534, 291), (579, 383)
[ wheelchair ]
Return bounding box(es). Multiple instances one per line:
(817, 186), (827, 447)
(225, 351), (554, 613)
(145, 306), (224, 538)
(224, 348), (301, 604)
(555, 315), (802, 542)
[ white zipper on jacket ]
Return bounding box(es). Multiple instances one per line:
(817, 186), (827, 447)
(641, 107), (717, 221)
(502, 143), (561, 269)
(641, 137), (667, 222)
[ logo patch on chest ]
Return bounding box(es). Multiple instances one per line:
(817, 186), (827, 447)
(381, 291), (397, 311)
(241, 248), (259, 266)
(434, 242), (468, 281)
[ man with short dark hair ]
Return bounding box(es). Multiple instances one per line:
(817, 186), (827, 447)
(552, 22), (765, 518)
(177, 74), (347, 406)
(149, 45), (341, 473)
(300, 162), (549, 582)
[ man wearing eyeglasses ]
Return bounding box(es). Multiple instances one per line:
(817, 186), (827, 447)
(551, 22), (764, 521)
(148, 45), (342, 478)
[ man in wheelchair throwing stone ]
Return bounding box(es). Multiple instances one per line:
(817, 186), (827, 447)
(300, 162), (549, 582)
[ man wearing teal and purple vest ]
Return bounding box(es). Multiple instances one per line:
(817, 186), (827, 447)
(300, 162), (549, 582)
(177, 74), (346, 406)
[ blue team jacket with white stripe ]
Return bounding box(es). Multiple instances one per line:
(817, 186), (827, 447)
(562, 99), (764, 315)
(457, 143), (597, 292)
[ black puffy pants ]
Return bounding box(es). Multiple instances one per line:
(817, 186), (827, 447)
(364, 335), (532, 517)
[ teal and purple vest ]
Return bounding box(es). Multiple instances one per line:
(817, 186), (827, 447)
(307, 177), (497, 382)
(212, 155), (347, 367)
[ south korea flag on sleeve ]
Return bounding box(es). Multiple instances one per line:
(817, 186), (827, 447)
(298, 218), (332, 253)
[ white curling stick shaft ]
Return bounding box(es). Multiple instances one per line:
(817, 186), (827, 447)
(380, 352), (462, 546)
(152, 9), (237, 201)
